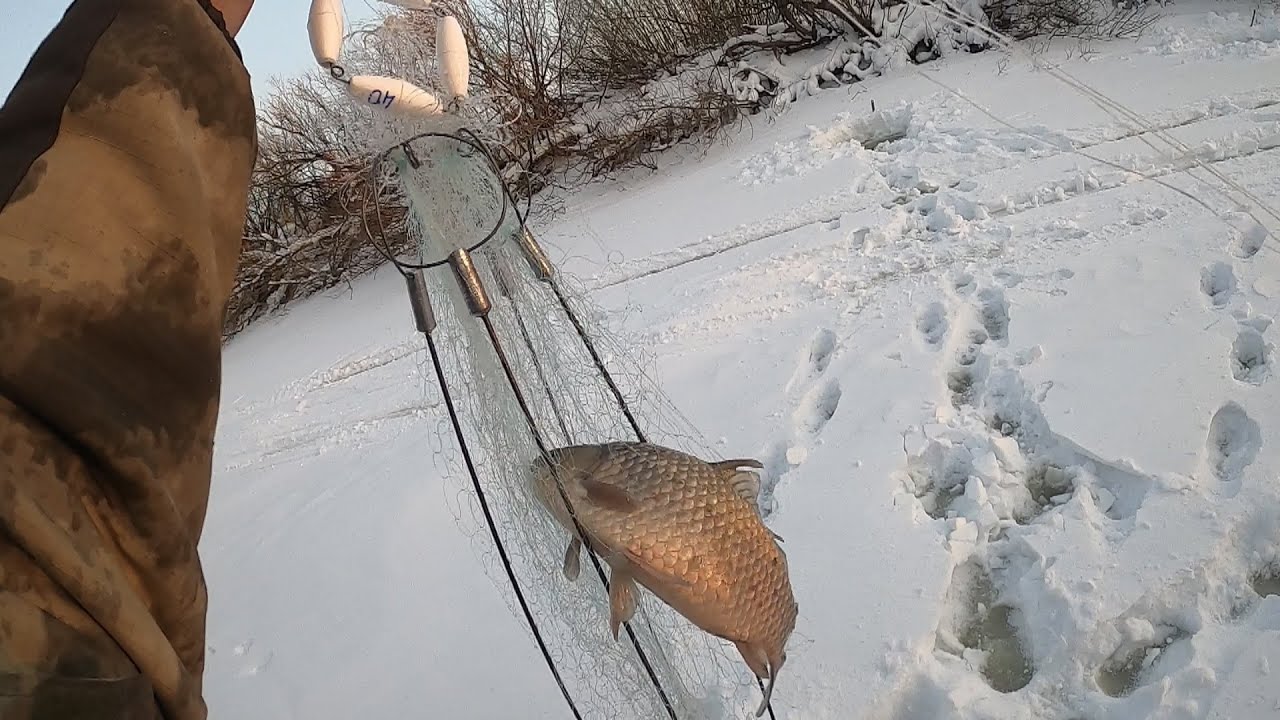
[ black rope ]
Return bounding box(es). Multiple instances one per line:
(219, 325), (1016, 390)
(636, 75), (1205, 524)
(479, 315), (680, 720)
(423, 325), (584, 720)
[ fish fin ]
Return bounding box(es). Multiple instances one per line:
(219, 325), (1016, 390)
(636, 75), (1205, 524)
(620, 548), (693, 590)
(581, 478), (638, 513)
(755, 673), (777, 718)
(752, 648), (783, 712)
(771, 530), (785, 544)
(608, 570), (638, 640)
(711, 458), (765, 471)
(729, 470), (763, 513)
(733, 641), (776, 717)
(756, 649), (788, 717)
(562, 538), (581, 581)
(711, 459), (765, 514)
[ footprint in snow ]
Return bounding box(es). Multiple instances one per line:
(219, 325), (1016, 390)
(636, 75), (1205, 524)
(803, 325), (834, 368)
(993, 268), (1023, 288)
(1252, 568), (1280, 599)
(915, 301), (949, 348)
(951, 271), (977, 296)
(1227, 214), (1268, 259)
(1231, 326), (1272, 385)
(809, 329), (837, 372)
(794, 378), (842, 436)
(1205, 402), (1261, 485)
(933, 280), (1010, 410)
(947, 343), (988, 410)
(936, 558), (1035, 693)
(976, 287), (1010, 343)
(1096, 621), (1191, 698)
(1200, 262), (1236, 308)
(762, 327), (842, 512)
(785, 327), (837, 393)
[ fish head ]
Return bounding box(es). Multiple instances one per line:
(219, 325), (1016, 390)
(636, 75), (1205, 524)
(530, 444), (617, 481)
(528, 444), (637, 543)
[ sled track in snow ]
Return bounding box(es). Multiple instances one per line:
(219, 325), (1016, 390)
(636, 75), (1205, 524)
(592, 117), (1280, 291)
(986, 141), (1280, 221)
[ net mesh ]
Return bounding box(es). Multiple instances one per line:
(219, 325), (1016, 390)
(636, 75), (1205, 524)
(379, 134), (766, 718)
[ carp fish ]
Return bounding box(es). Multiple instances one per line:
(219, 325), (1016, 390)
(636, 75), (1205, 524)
(529, 441), (797, 717)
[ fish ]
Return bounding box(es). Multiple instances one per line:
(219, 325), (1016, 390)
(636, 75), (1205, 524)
(529, 441), (798, 717)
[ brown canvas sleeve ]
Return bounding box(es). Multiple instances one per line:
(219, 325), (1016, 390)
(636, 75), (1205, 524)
(0, 1), (257, 718)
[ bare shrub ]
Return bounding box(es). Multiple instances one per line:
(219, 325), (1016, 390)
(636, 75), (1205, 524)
(982, 0), (1161, 41)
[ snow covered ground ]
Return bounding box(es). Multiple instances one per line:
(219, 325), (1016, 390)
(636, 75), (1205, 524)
(204, 3), (1280, 718)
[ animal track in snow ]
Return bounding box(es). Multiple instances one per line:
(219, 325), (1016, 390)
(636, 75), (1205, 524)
(1205, 402), (1261, 484)
(1231, 326), (1272, 384)
(1200, 262), (1236, 307)
(935, 558), (1035, 693)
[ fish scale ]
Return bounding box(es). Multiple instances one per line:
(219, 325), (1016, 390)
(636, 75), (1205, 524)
(530, 441), (797, 717)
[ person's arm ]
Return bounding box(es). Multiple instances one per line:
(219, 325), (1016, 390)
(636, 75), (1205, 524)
(0, 1), (258, 718)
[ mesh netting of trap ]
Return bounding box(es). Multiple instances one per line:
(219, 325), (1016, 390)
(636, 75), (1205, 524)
(374, 132), (770, 719)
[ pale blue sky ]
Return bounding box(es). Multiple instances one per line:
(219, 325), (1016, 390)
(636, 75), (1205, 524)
(1, 1), (378, 103)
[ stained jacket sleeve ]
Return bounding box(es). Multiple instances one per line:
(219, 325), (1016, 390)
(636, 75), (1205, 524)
(0, 1), (256, 718)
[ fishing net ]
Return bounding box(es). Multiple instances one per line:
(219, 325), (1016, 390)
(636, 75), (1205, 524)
(373, 132), (768, 718)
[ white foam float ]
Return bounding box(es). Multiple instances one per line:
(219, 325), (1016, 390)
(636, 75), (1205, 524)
(306, 0), (343, 66)
(307, 0), (468, 118)
(348, 75), (444, 118)
(436, 16), (469, 100)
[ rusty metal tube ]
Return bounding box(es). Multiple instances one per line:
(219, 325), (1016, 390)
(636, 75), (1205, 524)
(404, 269), (437, 334)
(448, 248), (492, 316)
(516, 226), (554, 281)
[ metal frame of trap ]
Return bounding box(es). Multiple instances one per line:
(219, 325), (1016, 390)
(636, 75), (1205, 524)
(366, 129), (777, 720)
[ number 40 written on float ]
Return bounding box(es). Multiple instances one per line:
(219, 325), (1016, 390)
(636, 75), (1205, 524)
(368, 88), (397, 109)
(347, 76), (443, 118)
